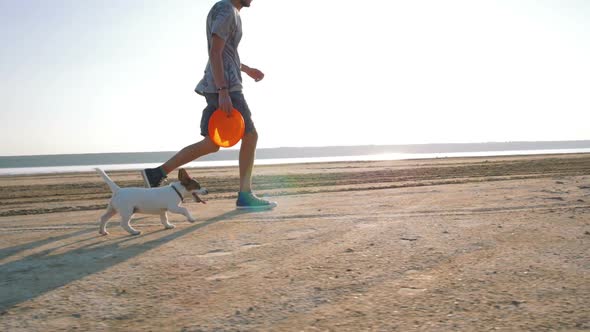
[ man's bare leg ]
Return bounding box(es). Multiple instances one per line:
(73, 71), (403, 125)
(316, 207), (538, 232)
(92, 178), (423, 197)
(239, 131), (258, 192)
(235, 130), (277, 209)
(142, 137), (219, 188)
(161, 137), (220, 174)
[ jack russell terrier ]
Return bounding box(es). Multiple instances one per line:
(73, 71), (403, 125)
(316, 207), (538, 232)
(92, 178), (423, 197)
(95, 168), (207, 236)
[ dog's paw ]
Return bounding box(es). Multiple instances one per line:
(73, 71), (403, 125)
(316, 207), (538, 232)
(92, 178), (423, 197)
(187, 217), (197, 223)
(165, 224), (176, 230)
(130, 231), (142, 236)
(99, 231), (109, 236)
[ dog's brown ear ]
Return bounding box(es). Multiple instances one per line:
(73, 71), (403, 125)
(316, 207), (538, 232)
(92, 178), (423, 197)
(178, 168), (190, 184)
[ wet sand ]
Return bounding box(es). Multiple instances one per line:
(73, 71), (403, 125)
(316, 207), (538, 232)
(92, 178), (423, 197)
(1, 154), (589, 331)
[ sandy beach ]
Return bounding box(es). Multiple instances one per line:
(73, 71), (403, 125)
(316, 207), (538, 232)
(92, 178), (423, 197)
(1, 154), (589, 331)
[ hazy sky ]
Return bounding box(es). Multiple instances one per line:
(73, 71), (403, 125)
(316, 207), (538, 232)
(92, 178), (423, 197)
(1, 0), (589, 156)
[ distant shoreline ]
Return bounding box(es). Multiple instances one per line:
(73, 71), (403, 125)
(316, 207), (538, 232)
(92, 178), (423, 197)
(2, 140), (589, 170)
(1, 148), (589, 176)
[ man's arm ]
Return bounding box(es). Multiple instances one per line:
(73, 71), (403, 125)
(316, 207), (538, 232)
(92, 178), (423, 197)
(241, 63), (265, 82)
(210, 34), (233, 115)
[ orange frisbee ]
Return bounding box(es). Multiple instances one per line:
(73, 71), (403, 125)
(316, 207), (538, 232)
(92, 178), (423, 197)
(208, 108), (245, 148)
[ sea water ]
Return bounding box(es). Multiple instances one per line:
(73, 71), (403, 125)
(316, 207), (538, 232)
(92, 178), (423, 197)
(1, 148), (589, 176)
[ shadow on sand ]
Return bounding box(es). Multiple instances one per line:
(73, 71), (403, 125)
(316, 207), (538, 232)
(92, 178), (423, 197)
(0, 210), (250, 311)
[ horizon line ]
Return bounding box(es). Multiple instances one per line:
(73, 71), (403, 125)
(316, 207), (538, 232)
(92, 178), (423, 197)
(1, 139), (590, 158)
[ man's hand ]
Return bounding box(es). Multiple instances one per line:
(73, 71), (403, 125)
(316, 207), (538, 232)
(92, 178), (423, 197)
(242, 65), (265, 82)
(218, 90), (233, 116)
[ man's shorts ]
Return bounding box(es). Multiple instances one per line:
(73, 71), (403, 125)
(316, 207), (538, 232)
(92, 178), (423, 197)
(200, 91), (256, 137)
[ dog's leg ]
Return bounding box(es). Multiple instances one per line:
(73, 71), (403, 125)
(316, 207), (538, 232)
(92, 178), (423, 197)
(99, 204), (117, 235)
(169, 206), (197, 223)
(160, 211), (175, 229)
(119, 209), (141, 236)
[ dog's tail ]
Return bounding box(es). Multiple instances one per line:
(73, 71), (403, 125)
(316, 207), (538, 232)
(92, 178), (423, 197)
(95, 168), (120, 193)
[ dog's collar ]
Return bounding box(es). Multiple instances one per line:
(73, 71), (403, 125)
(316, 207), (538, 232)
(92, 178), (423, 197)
(171, 183), (184, 202)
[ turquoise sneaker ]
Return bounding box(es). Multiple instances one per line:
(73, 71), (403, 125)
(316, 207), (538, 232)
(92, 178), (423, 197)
(236, 192), (277, 210)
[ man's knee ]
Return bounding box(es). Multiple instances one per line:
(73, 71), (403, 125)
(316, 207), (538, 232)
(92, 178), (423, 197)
(201, 137), (220, 153)
(209, 143), (220, 153)
(244, 130), (258, 143)
(209, 141), (221, 153)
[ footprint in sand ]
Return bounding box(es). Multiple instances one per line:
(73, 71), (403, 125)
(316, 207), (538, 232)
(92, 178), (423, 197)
(397, 270), (434, 295)
(545, 197), (565, 201)
(198, 243), (265, 258)
(398, 287), (427, 296)
(198, 249), (232, 258)
(205, 271), (242, 281)
(240, 242), (263, 249)
(284, 228), (318, 240)
(207, 258), (268, 280)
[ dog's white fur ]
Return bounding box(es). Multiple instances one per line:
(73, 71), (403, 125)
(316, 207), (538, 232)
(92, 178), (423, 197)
(95, 168), (207, 236)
